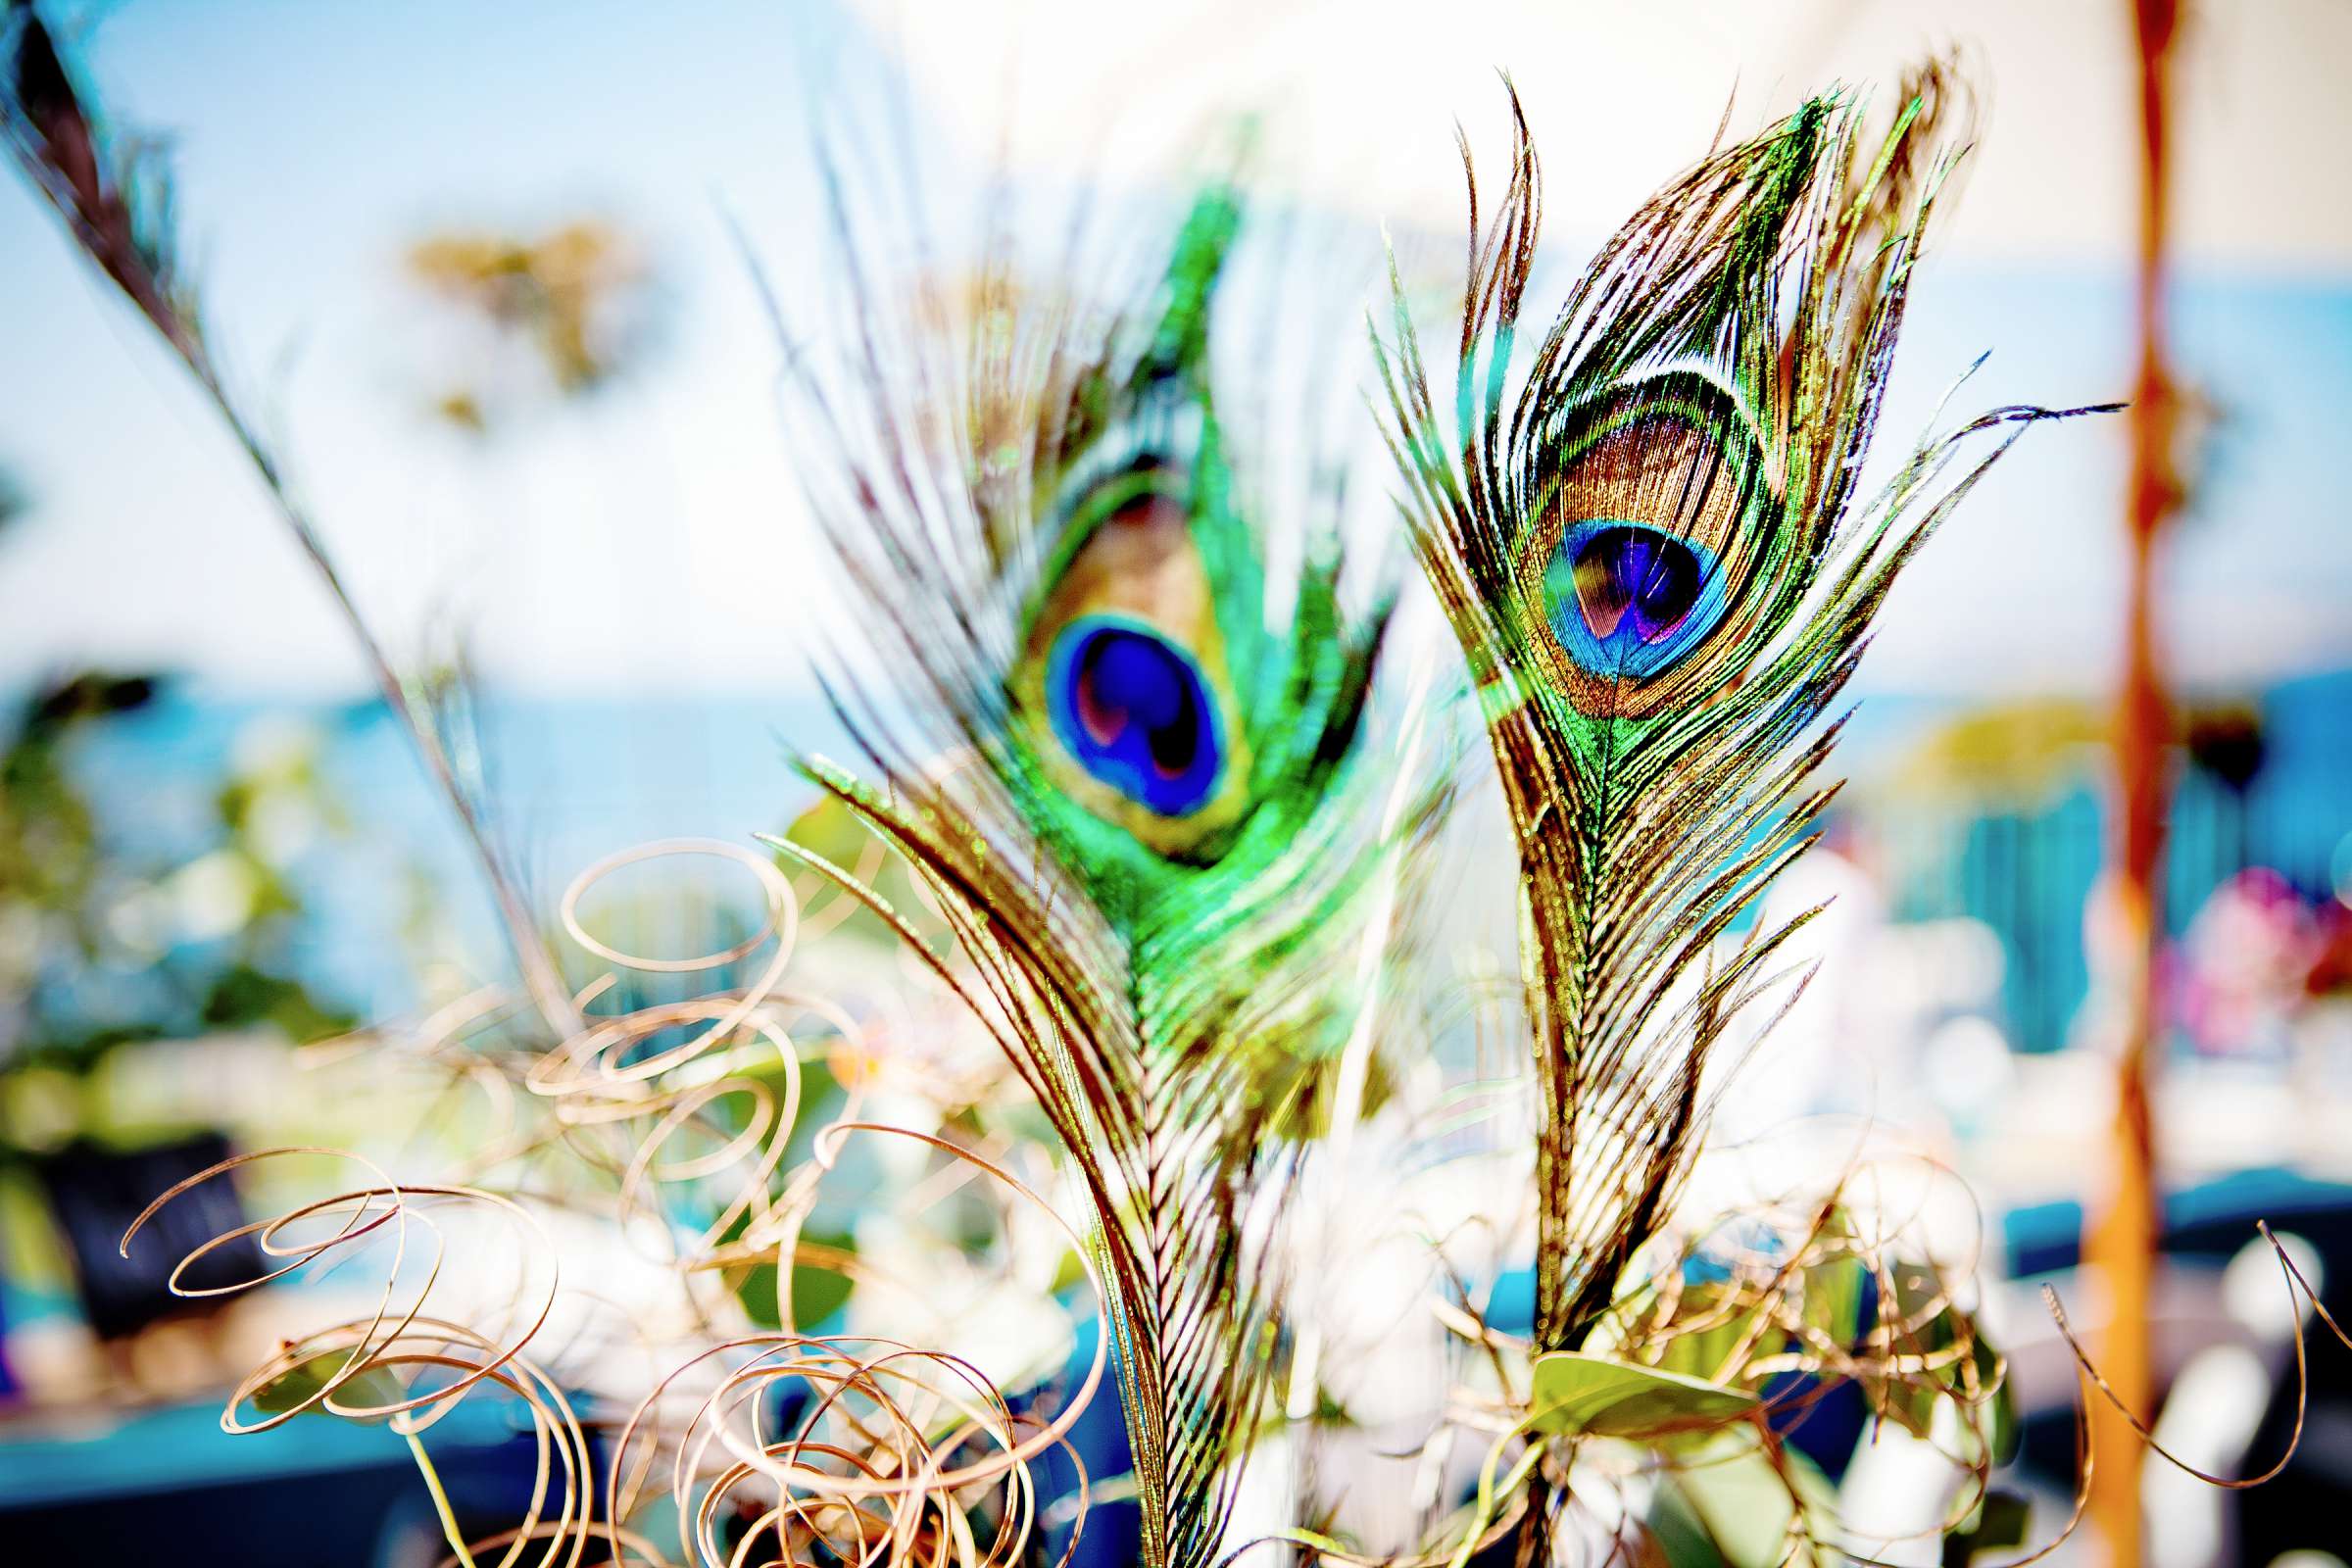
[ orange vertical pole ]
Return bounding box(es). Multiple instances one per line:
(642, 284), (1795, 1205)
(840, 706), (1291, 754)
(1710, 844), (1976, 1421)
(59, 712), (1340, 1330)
(2083, 1), (2180, 1562)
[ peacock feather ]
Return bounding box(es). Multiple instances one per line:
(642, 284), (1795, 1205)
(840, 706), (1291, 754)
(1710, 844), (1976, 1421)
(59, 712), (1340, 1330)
(1374, 64), (2110, 1371)
(766, 176), (1399, 1568)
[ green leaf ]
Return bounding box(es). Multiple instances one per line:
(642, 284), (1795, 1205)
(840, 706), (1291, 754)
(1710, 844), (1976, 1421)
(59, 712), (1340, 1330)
(1587, 1283), (1786, 1387)
(735, 1224), (858, 1332)
(1872, 1269), (2013, 1463)
(1666, 1434), (1836, 1568)
(1586, 1234), (1865, 1391)
(1528, 1351), (1758, 1440)
(791, 1228), (858, 1329)
(250, 1349), (406, 1422)
(1049, 1245), (1089, 1296)
(775, 795), (923, 953)
(1800, 1252), (1866, 1348)
(1967, 1334), (2019, 1466)
(1943, 1487), (2032, 1563)
(1642, 1476), (1727, 1568)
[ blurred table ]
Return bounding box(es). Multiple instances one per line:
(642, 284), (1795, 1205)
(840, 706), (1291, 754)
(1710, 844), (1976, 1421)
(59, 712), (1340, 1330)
(0, 1392), (560, 1567)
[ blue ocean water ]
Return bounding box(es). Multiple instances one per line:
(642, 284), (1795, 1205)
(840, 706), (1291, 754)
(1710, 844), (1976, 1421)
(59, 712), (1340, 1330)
(30, 667), (2352, 1047)
(55, 686), (855, 1016)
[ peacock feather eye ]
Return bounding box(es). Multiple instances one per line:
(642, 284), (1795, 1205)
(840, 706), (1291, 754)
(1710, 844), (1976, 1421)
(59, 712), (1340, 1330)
(1541, 519), (1726, 682)
(1519, 373), (1775, 719)
(1011, 443), (1254, 860)
(1046, 615), (1223, 817)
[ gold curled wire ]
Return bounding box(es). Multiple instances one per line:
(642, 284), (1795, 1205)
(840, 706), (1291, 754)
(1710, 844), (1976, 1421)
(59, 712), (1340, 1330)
(601, 1119), (1113, 1567)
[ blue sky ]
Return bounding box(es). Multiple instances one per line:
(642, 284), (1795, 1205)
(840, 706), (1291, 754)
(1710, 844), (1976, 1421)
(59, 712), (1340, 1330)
(4, 0), (2349, 703)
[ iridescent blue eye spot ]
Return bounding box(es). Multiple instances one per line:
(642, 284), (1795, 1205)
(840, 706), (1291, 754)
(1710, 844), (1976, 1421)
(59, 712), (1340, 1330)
(1541, 520), (1729, 680)
(1046, 617), (1223, 817)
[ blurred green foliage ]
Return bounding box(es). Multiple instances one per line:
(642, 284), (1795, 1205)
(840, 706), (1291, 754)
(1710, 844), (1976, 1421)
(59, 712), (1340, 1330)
(0, 670), (355, 1093)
